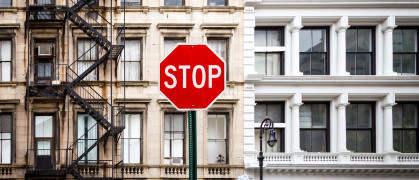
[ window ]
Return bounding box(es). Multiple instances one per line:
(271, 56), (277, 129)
(346, 103), (375, 152)
(164, 0), (184, 6)
(0, 114), (11, 164)
(35, 0), (55, 5)
(300, 28), (329, 75)
(77, 40), (97, 81)
(164, 114), (184, 165)
(207, 0), (226, 6)
(207, 38), (228, 79)
(123, 114), (141, 163)
(254, 27), (284, 75)
(122, 0), (140, 6)
(300, 103), (329, 152)
(393, 103), (418, 153)
(35, 116), (53, 157)
(393, 28), (418, 75)
(0, 1), (11, 6)
(346, 28), (375, 75)
(254, 102), (284, 152)
(121, 39), (141, 81)
(77, 114), (98, 164)
(0, 40), (11, 81)
(164, 38), (185, 57)
(208, 113), (227, 164)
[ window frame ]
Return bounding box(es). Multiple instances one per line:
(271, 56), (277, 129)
(33, 113), (57, 168)
(254, 26), (285, 75)
(121, 0), (142, 6)
(393, 26), (419, 75)
(346, 26), (376, 75)
(77, 39), (99, 81)
(122, 113), (142, 164)
(207, 0), (227, 6)
(299, 26), (330, 75)
(346, 102), (376, 153)
(207, 112), (229, 164)
(0, 113), (12, 164)
(254, 101), (285, 152)
(120, 38), (142, 81)
(0, 39), (12, 82)
(77, 114), (99, 164)
(393, 102), (419, 153)
(299, 102), (330, 152)
(164, 0), (185, 6)
(164, 113), (186, 165)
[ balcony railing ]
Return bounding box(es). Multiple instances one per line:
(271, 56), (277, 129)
(250, 152), (419, 166)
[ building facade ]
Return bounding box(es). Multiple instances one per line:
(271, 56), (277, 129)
(0, 0), (244, 179)
(243, 0), (419, 179)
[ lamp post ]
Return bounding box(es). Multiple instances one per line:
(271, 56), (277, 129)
(258, 116), (277, 180)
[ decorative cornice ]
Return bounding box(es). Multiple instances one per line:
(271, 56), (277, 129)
(0, 99), (20, 104)
(0, 23), (20, 29)
(290, 103), (303, 108)
(200, 23), (238, 29)
(157, 23), (195, 29)
(382, 25), (398, 32)
(336, 103), (350, 109)
(336, 26), (350, 33)
(115, 23), (151, 29)
(382, 103), (397, 109)
(289, 26), (303, 33)
(114, 98), (151, 104)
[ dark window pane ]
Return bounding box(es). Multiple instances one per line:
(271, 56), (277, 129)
(299, 54), (310, 75)
(312, 104), (326, 128)
(393, 130), (402, 152)
(254, 53), (266, 74)
(403, 29), (417, 52)
(164, 0), (183, 6)
(208, 0), (226, 6)
(403, 130), (417, 153)
(403, 104), (417, 128)
(346, 29), (357, 52)
(357, 130), (372, 152)
(393, 30), (403, 52)
(392, 104), (402, 128)
(299, 104), (312, 128)
(346, 130), (356, 152)
(254, 103), (266, 124)
(356, 53), (371, 75)
(122, 0), (140, 6)
(300, 130), (311, 152)
(393, 54), (402, 74)
(311, 53), (325, 75)
(0, 1), (11, 6)
(357, 104), (372, 128)
(312, 29), (326, 52)
(267, 104), (282, 123)
(402, 54), (416, 74)
(346, 53), (356, 75)
(311, 130), (326, 152)
(0, 115), (11, 133)
(346, 104), (357, 128)
(299, 30), (312, 52)
(267, 29), (281, 46)
(254, 30), (266, 47)
(357, 29), (372, 52)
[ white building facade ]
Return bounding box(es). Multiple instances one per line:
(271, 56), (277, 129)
(243, 0), (419, 179)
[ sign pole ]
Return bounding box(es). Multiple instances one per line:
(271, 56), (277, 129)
(188, 111), (197, 180)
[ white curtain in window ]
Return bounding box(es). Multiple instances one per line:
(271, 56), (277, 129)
(123, 114), (141, 164)
(208, 40), (226, 61)
(35, 116), (53, 138)
(0, 41), (11, 81)
(77, 115), (97, 163)
(207, 114), (227, 164)
(164, 39), (184, 57)
(78, 40), (97, 81)
(120, 40), (141, 81)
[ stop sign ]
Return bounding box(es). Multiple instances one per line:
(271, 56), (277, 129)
(159, 44), (226, 110)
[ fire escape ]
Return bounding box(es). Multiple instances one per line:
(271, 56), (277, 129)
(26, 0), (125, 179)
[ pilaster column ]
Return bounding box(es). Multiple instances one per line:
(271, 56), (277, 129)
(382, 16), (397, 76)
(290, 16), (303, 76)
(290, 93), (303, 152)
(336, 17), (350, 76)
(382, 93), (397, 153)
(336, 93), (349, 152)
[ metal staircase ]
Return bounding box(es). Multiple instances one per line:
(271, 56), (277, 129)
(64, 0), (125, 179)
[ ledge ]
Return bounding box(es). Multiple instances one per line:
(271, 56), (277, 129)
(0, 81), (18, 87)
(116, 6), (149, 13)
(70, 23), (107, 29)
(116, 81), (150, 87)
(202, 6), (242, 14)
(200, 23), (238, 29)
(115, 23), (151, 29)
(0, 7), (17, 13)
(246, 74), (419, 85)
(159, 6), (192, 14)
(114, 98), (151, 103)
(0, 23), (20, 29)
(157, 23), (195, 29)
(158, 98), (239, 104)
(0, 99), (20, 104)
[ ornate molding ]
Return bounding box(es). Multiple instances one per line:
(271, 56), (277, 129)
(336, 26), (350, 33)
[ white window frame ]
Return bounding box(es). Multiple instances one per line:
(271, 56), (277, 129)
(254, 27), (284, 75)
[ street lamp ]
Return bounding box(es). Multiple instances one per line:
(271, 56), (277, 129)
(258, 116), (277, 180)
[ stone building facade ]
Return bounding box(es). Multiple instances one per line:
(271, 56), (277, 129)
(0, 0), (244, 179)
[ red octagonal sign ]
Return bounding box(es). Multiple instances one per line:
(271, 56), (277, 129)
(159, 44), (226, 110)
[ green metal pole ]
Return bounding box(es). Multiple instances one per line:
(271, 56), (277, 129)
(188, 111), (197, 180)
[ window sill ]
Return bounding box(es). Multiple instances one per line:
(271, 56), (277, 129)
(0, 81), (18, 87)
(202, 6), (242, 14)
(0, 7), (17, 13)
(159, 6), (192, 14)
(116, 81), (151, 87)
(116, 6), (149, 13)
